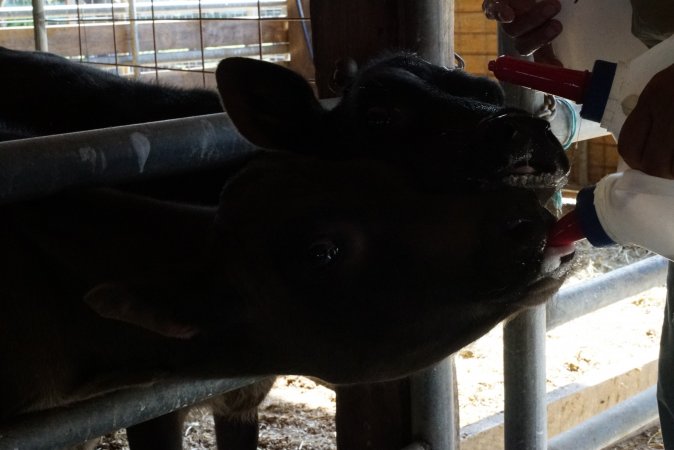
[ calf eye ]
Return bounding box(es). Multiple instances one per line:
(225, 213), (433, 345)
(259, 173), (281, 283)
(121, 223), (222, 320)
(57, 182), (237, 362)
(367, 106), (392, 127)
(307, 239), (341, 268)
(366, 106), (404, 128)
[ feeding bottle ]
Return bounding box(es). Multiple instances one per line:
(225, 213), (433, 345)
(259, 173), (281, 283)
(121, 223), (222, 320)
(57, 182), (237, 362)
(488, 35), (674, 260)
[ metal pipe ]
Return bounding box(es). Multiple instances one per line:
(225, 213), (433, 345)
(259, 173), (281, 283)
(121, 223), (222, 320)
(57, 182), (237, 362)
(81, 43), (288, 67)
(405, 3), (457, 447)
(0, 377), (264, 449)
(400, 0), (454, 68)
(547, 386), (658, 450)
(498, 28), (549, 450)
(547, 255), (668, 331)
(30, 0), (48, 52)
(128, 0), (141, 79)
(410, 356), (459, 450)
(0, 113), (258, 205)
(503, 305), (548, 450)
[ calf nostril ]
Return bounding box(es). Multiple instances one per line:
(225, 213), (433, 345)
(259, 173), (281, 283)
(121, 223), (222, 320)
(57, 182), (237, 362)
(504, 218), (537, 242)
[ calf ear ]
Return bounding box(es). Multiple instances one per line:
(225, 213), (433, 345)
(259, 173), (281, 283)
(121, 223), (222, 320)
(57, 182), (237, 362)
(216, 57), (325, 151)
(84, 283), (200, 339)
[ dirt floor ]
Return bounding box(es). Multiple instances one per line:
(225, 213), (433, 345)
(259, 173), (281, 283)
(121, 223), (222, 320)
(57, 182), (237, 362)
(97, 242), (668, 450)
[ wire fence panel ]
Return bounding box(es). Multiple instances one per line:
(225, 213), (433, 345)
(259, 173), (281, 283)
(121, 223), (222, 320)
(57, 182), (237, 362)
(0, 0), (314, 88)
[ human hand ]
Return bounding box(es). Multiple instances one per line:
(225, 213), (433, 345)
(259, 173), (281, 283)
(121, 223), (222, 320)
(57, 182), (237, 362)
(619, 64), (674, 179)
(482, 0), (563, 65)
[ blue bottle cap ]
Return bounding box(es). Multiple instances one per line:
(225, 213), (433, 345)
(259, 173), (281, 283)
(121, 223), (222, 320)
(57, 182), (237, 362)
(580, 60), (618, 123)
(576, 186), (616, 247)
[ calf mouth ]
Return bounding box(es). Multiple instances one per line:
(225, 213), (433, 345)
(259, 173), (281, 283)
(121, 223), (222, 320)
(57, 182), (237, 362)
(490, 113), (569, 192)
(487, 113), (576, 282)
(503, 168), (576, 282)
(505, 164), (577, 277)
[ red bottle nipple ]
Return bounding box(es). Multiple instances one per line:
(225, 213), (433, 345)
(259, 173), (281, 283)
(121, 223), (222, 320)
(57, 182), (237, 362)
(547, 210), (586, 247)
(488, 56), (591, 104)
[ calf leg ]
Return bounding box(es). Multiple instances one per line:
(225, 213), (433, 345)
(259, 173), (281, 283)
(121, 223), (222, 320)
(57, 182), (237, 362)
(211, 377), (275, 450)
(126, 409), (187, 450)
(214, 411), (261, 450)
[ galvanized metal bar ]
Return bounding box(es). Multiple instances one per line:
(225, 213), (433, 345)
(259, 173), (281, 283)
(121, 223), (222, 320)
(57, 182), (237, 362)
(547, 255), (668, 331)
(548, 385), (658, 450)
(0, 113), (257, 205)
(400, 0), (454, 68)
(504, 304), (548, 450)
(82, 43), (289, 67)
(498, 27), (549, 450)
(127, 0), (141, 79)
(663, 262), (674, 449)
(0, 377), (264, 450)
(406, 3), (458, 446)
(410, 356), (459, 450)
(30, 0), (48, 52)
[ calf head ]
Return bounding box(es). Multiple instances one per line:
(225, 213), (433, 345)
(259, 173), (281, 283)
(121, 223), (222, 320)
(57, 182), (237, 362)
(88, 55), (573, 383)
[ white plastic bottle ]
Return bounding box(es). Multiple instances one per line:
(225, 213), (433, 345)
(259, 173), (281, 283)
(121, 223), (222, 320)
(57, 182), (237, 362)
(547, 35), (674, 260)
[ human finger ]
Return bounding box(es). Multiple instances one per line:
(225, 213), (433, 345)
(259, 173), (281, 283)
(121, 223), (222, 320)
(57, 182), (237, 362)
(483, 0), (516, 22)
(533, 43), (563, 66)
(506, 19), (562, 56)
(501, 0), (561, 38)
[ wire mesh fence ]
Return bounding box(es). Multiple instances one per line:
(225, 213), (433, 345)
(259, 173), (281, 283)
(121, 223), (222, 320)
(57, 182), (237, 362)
(0, 0), (314, 88)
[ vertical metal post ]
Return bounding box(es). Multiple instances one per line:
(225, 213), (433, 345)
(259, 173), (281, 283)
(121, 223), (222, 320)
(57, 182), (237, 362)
(503, 305), (548, 450)
(400, 0), (454, 68)
(496, 28), (549, 450)
(31, 0), (48, 52)
(312, 2), (459, 448)
(408, 2), (458, 446)
(128, 0), (141, 78)
(311, 0), (455, 96)
(410, 356), (459, 450)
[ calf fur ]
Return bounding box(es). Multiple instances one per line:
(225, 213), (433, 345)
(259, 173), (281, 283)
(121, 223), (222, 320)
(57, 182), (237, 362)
(0, 48), (573, 446)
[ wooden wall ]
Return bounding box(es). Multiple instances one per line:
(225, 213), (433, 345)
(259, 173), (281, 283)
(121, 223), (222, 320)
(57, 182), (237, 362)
(454, 0), (498, 77)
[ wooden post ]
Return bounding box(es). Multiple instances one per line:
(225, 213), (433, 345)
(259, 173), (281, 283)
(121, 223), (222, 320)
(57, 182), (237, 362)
(310, 0), (453, 97)
(335, 379), (412, 450)
(310, 1), (457, 449)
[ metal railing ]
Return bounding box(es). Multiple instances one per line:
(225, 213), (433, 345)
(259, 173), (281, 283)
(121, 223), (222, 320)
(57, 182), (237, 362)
(0, 113), (256, 204)
(0, 377), (265, 449)
(502, 255), (668, 450)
